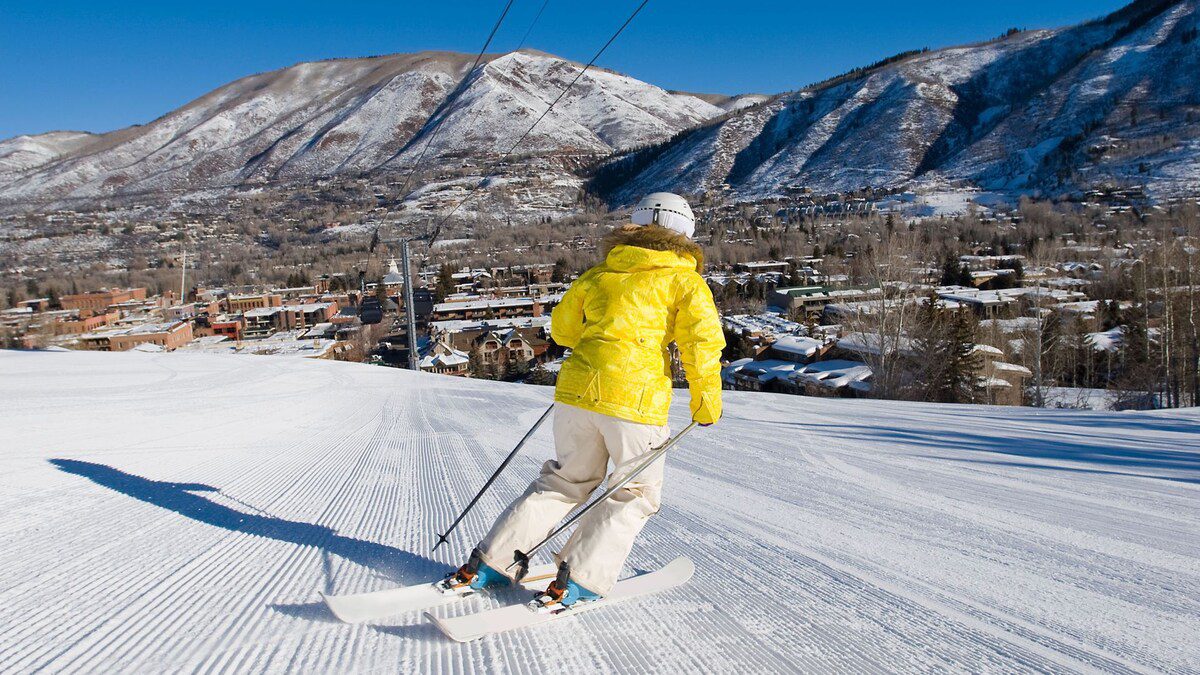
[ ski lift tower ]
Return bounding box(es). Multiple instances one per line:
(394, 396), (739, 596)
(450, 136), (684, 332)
(400, 239), (419, 371)
(379, 235), (422, 371)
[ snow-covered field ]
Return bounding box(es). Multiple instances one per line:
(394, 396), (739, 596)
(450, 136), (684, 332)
(1, 350), (1197, 672)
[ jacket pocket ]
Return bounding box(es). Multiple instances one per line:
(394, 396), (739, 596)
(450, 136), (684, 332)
(555, 363), (596, 402)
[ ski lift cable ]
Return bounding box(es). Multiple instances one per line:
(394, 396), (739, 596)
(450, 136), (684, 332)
(391, 0), (516, 202)
(370, 0), (516, 253)
(425, 0), (650, 246)
(28, 5), (538, 211)
(412, 0), (552, 220)
(515, 0), (551, 51)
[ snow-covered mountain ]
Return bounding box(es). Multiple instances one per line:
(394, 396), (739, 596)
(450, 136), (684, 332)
(0, 131), (98, 185)
(1, 350), (1197, 671)
(0, 50), (722, 210)
(596, 0), (1200, 204)
(4, 0), (1199, 216)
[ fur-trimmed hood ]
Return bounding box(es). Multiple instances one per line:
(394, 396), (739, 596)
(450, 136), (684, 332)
(600, 224), (704, 273)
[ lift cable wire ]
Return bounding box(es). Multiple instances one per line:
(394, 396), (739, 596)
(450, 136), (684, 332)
(515, 0), (551, 51)
(415, 0), (553, 222)
(388, 0), (511, 205)
(424, 0), (650, 246)
(370, 0), (515, 252)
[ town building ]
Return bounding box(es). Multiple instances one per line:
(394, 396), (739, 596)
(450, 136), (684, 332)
(769, 286), (882, 317)
(226, 293), (283, 313)
(61, 288), (147, 316)
(76, 321), (193, 352)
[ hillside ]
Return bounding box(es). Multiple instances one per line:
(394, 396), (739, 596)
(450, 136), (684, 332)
(0, 350), (1196, 671)
(5, 1), (1200, 219)
(594, 0), (1200, 204)
(0, 50), (721, 213)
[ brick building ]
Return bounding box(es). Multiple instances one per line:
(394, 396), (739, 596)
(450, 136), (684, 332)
(61, 288), (147, 316)
(226, 293), (283, 313)
(77, 321), (194, 352)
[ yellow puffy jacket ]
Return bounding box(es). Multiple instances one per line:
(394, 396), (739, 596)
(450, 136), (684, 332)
(551, 224), (725, 426)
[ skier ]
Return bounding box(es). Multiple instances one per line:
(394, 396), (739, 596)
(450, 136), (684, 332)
(441, 192), (725, 609)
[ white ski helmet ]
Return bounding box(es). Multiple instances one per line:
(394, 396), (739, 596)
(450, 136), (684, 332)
(630, 192), (695, 238)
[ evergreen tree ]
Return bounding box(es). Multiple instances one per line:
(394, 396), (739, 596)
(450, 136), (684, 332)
(944, 310), (984, 403)
(909, 294), (950, 401)
(526, 362), (557, 386)
(468, 348), (485, 379)
(1099, 300), (1121, 331)
(551, 257), (570, 283)
(435, 265), (456, 301)
(1114, 302), (1157, 407)
(505, 358), (531, 383)
(722, 327), (756, 361)
(1009, 258), (1025, 282)
(939, 254), (961, 286)
(956, 263), (974, 287)
(909, 296), (983, 403)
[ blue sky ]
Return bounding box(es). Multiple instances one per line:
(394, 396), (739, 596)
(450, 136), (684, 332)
(1, 0), (1129, 139)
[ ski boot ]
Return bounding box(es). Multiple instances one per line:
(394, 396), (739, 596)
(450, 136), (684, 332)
(527, 561), (601, 613)
(435, 548), (511, 596)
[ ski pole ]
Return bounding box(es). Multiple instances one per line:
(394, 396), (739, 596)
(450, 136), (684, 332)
(507, 421), (698, 571)
(432, 403), (555, 553)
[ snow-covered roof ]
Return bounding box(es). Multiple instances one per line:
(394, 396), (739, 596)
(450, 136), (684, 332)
(991, 362), (1033, 376)
(419, 347), (469, 369)
(723, 313), (806, 337)
(771, 335), (827, 358)
(430, 316), (551, 333)
(981, 317), (1040, 333)
(972, 344), (1005, 356)
(1088, 327), (1123, 352)
(179, 330), (336, 358)
(433, 297), (534, 312)
(790, 359), (873, 390)
(79, 321), (186, 339)
(730, 359), (802, 383)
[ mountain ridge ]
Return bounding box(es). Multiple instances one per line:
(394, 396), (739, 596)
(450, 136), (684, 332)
(593, 0), (1200, 204)
(2, 0), (1198, 216)
(0, 49), (726, 214)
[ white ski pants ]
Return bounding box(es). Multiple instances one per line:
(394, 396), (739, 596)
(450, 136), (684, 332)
(478, 403), (671, 594)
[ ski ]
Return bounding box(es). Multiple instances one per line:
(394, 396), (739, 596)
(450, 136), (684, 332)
(322, 563), (557, 624)
(425, 557), (695, 642)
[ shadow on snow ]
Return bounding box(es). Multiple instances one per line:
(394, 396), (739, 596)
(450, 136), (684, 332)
(795, 421), (1200, 484)
(49, 458), (445, 616)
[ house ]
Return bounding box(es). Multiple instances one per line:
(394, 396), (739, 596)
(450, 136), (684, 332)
(195, 314), (244, 341)
(54, 310), (119, 336)
(382, 259), (407, 294)
(242, 302), (338, 339)
(467, 328), (546, 369)
(976, 349), (1033, 406)
(734, 261), (791, 274)
(765, 335), (834, 364)
(431, 297), (542, 321)
(770, 286), (881, 317)
(20, 298), (50, 312)
(723, 358), (803, 392)
(782, 360), (873, 397)
(419, 339), (471, 376)
(76, 320), (193, 352)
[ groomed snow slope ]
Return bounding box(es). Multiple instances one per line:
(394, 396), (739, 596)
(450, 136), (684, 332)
(1, 350), (1197, 673)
